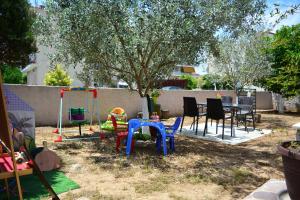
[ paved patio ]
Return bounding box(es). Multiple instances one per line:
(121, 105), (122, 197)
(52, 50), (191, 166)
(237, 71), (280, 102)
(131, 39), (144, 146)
(179, 122), (272, 145)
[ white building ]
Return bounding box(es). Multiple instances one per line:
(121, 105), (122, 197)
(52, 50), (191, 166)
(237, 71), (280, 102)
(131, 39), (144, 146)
(22, 6), (84, 86)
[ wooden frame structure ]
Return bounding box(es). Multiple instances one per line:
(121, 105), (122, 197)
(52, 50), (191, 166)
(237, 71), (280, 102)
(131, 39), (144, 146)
(0, 72), (59, 199)
(0, 72), (24, 198)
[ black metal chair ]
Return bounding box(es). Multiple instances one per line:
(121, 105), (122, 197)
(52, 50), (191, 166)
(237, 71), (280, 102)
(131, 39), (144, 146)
(180, 97), (205, 135)
(208, 96), (233, 126)
(203, 98), (233, 139)
(221, 96), (233, 104)
(236, 96), (255, 131)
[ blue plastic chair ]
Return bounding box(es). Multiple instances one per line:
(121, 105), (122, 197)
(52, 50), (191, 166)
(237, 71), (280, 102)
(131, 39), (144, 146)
(156, 117), (182, 152)
(126, 119), (167, 157)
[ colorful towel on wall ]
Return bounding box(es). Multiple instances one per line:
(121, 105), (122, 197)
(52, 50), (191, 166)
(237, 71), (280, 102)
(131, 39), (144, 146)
(0, 170), (79, 200)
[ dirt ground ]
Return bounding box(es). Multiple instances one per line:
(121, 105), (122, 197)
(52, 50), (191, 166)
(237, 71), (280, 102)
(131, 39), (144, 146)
(35, 113), (300, 200)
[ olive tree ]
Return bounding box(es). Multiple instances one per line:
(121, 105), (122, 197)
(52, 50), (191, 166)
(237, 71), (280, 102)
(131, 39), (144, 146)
(36, 0), (267, 97)
(209, 34), (271, 90)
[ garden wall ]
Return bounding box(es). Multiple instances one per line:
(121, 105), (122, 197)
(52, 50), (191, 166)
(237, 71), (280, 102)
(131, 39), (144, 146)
(5, 84), (273, 126)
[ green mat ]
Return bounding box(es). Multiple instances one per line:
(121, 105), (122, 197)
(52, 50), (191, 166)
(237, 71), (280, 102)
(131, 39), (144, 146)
(0, 170), (79, 200)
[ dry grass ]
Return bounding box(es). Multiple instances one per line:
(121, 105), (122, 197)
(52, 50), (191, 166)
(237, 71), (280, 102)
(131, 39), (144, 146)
(36, 113), (300, 200)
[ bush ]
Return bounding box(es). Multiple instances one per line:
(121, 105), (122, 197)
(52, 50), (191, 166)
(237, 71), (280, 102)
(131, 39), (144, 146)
(44, 64), (72, 86)
(1, 65), (25, 84)
(199, 74), (233, 90)
(180, 75), (197, 90)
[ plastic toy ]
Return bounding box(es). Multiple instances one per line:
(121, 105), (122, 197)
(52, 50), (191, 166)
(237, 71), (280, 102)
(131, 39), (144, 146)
(101, 107), (127, 131)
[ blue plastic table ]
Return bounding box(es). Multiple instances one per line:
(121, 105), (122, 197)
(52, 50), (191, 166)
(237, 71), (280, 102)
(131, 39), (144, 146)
(125, 119), (167, 157)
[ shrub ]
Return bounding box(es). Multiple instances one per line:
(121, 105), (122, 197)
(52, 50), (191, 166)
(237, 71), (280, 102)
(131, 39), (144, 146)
(1, 65), (25, 84)
(180, 75), (197, 90)
(44, 64), (72, 86)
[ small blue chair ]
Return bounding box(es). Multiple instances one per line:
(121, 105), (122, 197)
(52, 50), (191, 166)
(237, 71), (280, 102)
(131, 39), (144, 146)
(156, 117), (182, 152)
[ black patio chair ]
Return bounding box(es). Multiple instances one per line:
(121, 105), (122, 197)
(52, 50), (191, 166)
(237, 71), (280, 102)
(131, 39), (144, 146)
(203, 98), (233, 139)
(208, 96), (233, 126)
(180, 97), (206, 135)
(236, 96), (255, 131)
(221, 96), (233, 104)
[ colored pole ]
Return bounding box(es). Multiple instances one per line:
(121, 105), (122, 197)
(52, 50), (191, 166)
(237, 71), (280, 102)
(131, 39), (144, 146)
(90, 95), (95, 127)
(59, 96), (63, 136)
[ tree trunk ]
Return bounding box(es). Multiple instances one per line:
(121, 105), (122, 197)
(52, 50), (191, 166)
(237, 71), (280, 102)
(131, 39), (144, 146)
(273, 93), (284, 113)
(141, 97), (150, 134)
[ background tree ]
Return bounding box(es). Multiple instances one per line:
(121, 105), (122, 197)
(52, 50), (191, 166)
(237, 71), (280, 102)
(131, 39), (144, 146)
(270, 3), (300, 25)
(198, 74), (232, 90)
(0, 65), (25, 84)
(180, 75), (197, 90)
(262, 24), (300, 98)
(209, 34), (271, 90)
(44, 64), (72, 86)
(0, 0), (37, 67)
(37, 0), (267, 97)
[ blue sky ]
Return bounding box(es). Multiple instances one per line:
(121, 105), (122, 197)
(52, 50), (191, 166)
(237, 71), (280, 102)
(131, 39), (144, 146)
(266, 0), (300, 31)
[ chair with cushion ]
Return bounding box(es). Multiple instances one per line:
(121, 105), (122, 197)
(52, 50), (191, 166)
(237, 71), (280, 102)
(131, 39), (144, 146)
(180, 97), (205, 135)
(156, 117), (182, 152)
(203, 98), (233, 139)
(111, 115), (135, 152)
(236, 96), (255, 131)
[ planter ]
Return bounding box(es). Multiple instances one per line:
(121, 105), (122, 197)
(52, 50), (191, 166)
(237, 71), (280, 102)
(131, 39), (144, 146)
(277, 141), (300, 199)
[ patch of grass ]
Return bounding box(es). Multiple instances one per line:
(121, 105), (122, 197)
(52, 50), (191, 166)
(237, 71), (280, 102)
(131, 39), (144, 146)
(183, 173), (206, 184)
(63, 191), (125, 200)
(134, 175), (172, 194)
(230, 167), (251, 184)
(55, 142), (84, 150)
(169, 194), (189, 200)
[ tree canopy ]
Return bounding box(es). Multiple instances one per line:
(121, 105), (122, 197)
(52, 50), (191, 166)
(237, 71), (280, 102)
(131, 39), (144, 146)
(262, 24), (300, 97)
(38, 0), (266, 96)
(0, 0), (37, 67)
(209, 34), (271, 90)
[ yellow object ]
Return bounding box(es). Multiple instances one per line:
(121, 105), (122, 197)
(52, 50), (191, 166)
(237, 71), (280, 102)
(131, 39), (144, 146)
(111, 107), (125, 115)
(107, 107), (127, 122)
(181, 66), (195, 73)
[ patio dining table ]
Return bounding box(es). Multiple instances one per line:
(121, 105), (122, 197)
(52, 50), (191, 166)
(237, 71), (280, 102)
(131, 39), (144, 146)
(197, 102), (242, 110)
(125, 119), (168, 157)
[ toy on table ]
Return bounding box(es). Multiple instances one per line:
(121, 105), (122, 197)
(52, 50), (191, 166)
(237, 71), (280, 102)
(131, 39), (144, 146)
(101, 107), (128, 131)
